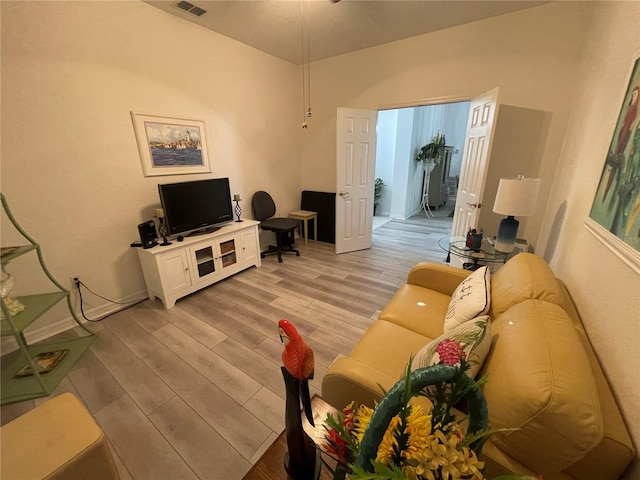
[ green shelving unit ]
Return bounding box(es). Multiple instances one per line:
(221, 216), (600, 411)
(1, 193), (96, 405)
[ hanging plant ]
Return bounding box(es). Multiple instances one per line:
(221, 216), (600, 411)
(416, 132), (446, 164)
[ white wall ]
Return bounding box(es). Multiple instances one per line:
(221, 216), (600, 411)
(374, 110), (397, 216)
(443, 102), (471, 177)
(392, 109), (418, 219)
(538, 4), (640, 477)
(1, 1), (300, 331)
(301, 1), (591, 249)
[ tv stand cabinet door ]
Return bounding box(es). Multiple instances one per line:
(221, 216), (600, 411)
(157, 250), (192, 307)
(240, 228), (259, 267)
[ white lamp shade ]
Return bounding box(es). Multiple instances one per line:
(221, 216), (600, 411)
(493, 177), (541, 217)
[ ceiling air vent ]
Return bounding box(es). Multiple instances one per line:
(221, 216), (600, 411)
(174, 1), (207, 17)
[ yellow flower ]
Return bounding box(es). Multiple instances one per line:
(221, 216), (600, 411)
(377, 415), (401, 464)
(353, 404), (374, 444)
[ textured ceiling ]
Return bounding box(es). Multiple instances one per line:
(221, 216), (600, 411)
(144, 0), (548, 64)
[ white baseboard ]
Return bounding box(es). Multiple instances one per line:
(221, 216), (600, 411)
(1, 289), (147, 354)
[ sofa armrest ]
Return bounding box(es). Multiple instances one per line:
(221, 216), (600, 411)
(321, 357), (397, 411)
(406, 262), (470, 296)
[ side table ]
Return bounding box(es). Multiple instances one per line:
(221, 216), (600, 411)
(438, 236), (517, 271)
(288, 210), (317, 245)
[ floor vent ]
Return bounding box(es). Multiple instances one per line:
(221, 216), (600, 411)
(174, 1), (207, 17)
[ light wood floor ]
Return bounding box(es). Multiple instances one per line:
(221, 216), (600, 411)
(1, 211), (452, 480)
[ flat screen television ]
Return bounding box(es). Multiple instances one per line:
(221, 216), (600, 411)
(158, 178), (233, 237)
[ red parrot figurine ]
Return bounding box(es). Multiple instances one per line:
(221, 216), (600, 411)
(279, 319), (315, 426)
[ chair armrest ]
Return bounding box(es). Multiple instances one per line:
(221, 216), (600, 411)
(406, 262), (470, 296)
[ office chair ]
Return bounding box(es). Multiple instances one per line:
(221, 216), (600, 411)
(251, 191), (300, 263)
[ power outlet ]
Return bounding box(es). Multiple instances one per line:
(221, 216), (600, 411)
(69, 276), (80, 290)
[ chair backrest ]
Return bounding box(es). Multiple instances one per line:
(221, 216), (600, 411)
(252, 191), (277, 221)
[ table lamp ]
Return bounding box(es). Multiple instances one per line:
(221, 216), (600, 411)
(493, 175), (541, 253)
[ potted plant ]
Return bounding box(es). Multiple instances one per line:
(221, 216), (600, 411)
(416, 132), (446, 170)
(374, 178), (385, 216)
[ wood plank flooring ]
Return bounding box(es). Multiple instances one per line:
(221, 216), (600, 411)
(1, 211), (452, 480)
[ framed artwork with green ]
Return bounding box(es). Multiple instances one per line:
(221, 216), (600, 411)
(586, 50), (640, 272)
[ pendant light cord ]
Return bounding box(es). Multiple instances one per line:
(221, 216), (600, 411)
(306, 0), (311, 116)
(300, 0), (311, 127)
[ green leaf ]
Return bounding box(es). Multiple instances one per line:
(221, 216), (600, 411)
(349, 460), (406, 479)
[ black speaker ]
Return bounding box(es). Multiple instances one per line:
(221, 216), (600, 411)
(138, 220), (158, 249)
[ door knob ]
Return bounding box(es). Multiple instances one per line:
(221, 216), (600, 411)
(466, 202), (483, 208)
(338, 191), (349, 197)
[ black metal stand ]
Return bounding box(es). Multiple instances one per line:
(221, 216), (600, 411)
(234, 200), (243, 222)
(158, 218), (172, 246)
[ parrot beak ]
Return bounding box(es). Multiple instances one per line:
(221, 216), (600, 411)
(278, 327), (288, 344)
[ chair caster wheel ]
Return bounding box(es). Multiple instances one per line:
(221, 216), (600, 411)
(296, 252), (300, 256)
(260, 253), (265, 258)
(278, 257), (283, 263)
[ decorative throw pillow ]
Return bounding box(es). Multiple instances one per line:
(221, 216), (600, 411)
(444, 265), (491, 332)
(411, 316), (492, 379)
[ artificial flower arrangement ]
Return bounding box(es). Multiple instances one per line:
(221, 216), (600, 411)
(321, 339), (532, 480)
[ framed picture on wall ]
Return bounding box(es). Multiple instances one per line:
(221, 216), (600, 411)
(585, 50), (640, 272)
(131, 112), (211, 177)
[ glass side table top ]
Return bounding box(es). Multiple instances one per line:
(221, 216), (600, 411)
(438, 236), (516, 268)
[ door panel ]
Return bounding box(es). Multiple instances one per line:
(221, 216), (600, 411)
(336, 108), (377, 254)
(452, 87), (500, 239)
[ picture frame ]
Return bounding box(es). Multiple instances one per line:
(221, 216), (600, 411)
(586, 50), (640, 273)
(131, 112), (211, 177)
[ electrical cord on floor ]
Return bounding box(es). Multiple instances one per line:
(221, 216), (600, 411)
(74, 279), (147, 323)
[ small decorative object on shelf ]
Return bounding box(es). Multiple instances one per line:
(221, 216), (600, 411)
(233, 194), (243, 222)
(0, 266), (26, 320)
(279, 319), (320, 480)
(14, 349), (69, 378)
(154, 208), (172, 246)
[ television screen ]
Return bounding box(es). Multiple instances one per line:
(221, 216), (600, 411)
(158, 178), (233, 236)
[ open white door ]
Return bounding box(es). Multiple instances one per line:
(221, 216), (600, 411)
(451, 87), (500, 238)
(335, 108), (377, 254)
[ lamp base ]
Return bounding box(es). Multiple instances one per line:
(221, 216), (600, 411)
(495, 215), (518, 253)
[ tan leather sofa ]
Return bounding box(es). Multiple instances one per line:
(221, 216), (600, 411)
(322, 253), (635, 479)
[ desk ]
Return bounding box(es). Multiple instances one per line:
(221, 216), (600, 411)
(288, 210), (317, 245)
(243, 396), (337, 480)
(438, 236), (517, 271)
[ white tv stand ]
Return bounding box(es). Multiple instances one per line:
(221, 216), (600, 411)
(137, 220), (261, 308)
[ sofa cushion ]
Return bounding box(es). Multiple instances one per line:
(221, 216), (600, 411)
(444, 266), (490, 331)
(489, 253), (561, 318)
(378, 284), (450, 339)
(412, 315), (491, 378)
(348, 319), (432, 380)
(481, 299), (603, 472)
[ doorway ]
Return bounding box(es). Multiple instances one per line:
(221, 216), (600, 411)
(373, 101), (471, 231)
(336, 88), (500, 256)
